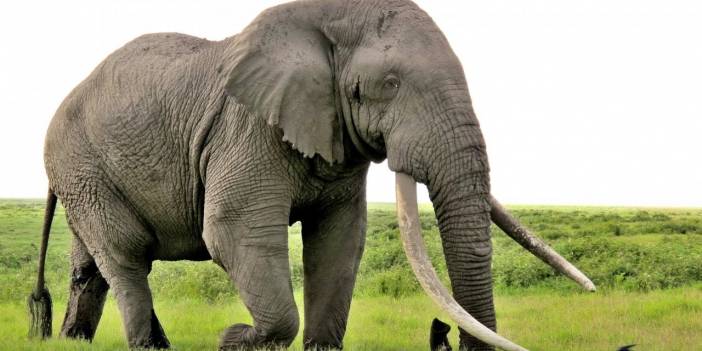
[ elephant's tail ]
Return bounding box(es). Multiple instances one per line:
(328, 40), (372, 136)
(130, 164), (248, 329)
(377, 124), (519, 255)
(28, 188), (57, 339)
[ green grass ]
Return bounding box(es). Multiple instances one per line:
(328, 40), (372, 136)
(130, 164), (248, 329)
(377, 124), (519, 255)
(1, 200), (701, 350)
(2, 289), (702, 350)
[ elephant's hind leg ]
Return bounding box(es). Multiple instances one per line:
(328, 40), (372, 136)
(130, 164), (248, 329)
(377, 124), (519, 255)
(101, 264), (169, 349)
(66, 192), (170, 349)
(60, 236), (109, 341)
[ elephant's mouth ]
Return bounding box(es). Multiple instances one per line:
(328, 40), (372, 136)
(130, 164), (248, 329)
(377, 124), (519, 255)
(394, 172), (595, 351)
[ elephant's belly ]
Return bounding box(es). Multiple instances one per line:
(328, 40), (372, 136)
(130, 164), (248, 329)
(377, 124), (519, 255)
(153, 231), (211, 261)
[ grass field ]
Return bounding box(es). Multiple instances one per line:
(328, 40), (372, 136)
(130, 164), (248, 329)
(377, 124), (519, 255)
(1, 200), (701, 350)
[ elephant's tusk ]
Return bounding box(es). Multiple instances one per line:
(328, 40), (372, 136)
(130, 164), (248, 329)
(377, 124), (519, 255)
(395, 173), (528, 351)
(488, 195), (597, 292)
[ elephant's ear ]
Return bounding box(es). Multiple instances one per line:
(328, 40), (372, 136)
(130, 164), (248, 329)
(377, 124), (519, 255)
(224, 6), (344, 164)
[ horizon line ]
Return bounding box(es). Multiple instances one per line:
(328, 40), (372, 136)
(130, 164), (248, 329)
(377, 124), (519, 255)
(1, 198), (699, 210)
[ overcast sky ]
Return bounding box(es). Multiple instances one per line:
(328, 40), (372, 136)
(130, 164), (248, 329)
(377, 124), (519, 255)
(0, 1), (700, 206)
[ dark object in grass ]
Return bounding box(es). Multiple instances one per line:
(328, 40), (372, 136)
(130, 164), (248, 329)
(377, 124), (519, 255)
(430, 318), (452, 351)
(618, 344), (636, 351)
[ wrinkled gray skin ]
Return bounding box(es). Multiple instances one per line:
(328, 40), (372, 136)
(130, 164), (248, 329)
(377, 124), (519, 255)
(45, 0), (495, 349)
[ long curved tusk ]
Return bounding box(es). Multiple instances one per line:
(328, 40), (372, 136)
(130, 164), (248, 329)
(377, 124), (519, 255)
(395, 173), (528, 351)
(488, 195), (596, 292)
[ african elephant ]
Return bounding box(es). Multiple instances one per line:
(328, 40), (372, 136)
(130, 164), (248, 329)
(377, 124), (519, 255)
(28, 0), (595, 350)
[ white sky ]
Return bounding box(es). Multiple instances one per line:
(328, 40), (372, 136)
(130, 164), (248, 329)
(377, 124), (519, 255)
(0, 1), (700, 206)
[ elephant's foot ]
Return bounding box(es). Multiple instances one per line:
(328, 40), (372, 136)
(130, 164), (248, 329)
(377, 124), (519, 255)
(303, 340), (343, 350)
(141, 309), (171, 349)
(122, 309), (170, 349)
(219, 323), (295, 351)
(219, 324), (256, 350)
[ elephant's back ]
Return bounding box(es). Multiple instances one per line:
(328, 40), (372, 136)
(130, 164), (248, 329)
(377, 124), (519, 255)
(46, 32), (218, 170)
(104, 33), (213, 74)
(46, 33), (214, 143)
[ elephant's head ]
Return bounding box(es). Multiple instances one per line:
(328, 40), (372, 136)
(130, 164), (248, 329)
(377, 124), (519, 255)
(224, 1), (593, 349)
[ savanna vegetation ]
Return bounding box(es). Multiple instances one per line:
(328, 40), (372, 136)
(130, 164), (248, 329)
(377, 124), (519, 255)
(1, 200), (701, 350)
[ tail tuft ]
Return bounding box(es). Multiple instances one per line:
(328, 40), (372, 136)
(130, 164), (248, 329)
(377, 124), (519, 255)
(28, 287), (52, 339)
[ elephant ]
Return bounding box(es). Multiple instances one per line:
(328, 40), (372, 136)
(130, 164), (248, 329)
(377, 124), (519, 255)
(27, 0), (595, 350)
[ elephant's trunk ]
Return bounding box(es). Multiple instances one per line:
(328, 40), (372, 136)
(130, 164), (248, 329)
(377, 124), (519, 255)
(396, 173), (527, 351)
(388, 97), (524, 349)
(431, 170), (497, 350)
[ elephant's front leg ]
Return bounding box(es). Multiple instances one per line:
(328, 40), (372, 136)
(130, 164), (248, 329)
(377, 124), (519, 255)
(301, 192), (366, 350)
(203, 203), (299, 350)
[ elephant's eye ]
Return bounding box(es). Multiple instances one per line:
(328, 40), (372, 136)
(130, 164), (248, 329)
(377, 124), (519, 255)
(352, 80), (362, 103)
(382, 74), (400, 98)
